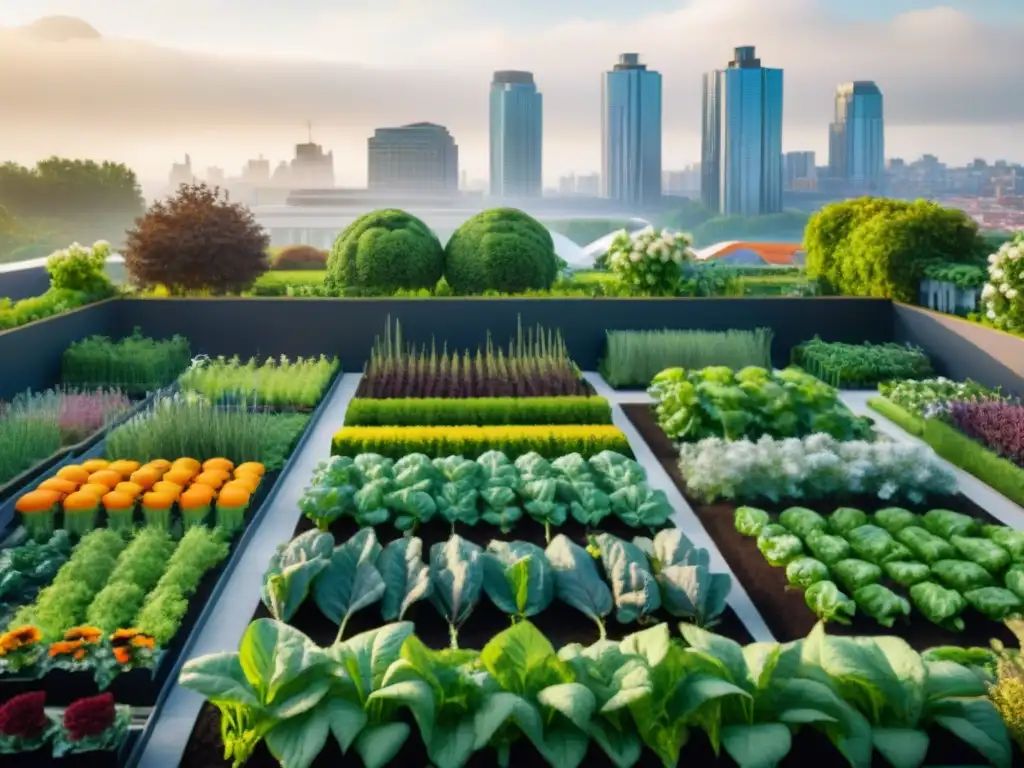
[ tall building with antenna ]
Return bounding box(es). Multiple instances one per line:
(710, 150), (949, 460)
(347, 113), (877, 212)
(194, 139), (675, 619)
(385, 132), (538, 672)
(290, 121), (335, 188)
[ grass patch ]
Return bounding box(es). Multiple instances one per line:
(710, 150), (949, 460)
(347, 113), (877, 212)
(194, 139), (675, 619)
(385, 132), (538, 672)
(868, 395), (1024, 507)
(344, 396), (613, 427)
(599, 328), (774, 389)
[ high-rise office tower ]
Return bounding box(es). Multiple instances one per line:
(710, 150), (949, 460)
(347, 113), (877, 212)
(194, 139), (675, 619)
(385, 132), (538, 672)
(784, 151), (817, 190)
(601, 53), (662, 206)
(489, 71), (543, 198)
(700, 46), (784, 215)
(367, 123), (459, 193)
(828, 81), (885, 192)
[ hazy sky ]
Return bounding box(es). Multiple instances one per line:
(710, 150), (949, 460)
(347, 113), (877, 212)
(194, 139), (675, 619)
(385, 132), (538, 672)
(0, 0), (1021, 186)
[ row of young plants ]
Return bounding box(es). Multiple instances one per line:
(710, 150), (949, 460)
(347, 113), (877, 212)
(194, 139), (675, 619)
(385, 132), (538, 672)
(299, 451), (675, 538)
(0, 387), (132, 488)
(343, 395), (613, 427)
(791, 338), (934, 389)
(870, 377), (1024, 506)
(178, 614), (1015, 768)
(178, 354), (340, 410)
(737, 505), (1024, 629)
(61, 328), (192, 396)
(263, 527), (731, 643)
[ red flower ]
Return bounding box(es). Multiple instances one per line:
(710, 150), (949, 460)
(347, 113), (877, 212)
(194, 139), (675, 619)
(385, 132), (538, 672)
(63, 693), (115, 741)
(0, 691), (47, 738)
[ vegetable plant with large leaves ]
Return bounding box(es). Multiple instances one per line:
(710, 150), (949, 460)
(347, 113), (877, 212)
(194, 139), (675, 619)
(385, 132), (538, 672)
(546, 534), (613, 640)
(260, 529), (334, 622)
(634, 528), (731, 627)
(430, 535), (485, 649)
(482, 540), (555, 622)
(312, 528), (386, 641)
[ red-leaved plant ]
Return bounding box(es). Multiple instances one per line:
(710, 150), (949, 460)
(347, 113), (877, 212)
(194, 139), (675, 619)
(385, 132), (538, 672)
(63, 693), (115, 741)
(59, 391), (131, 443)
(949, 399), (1024, 467)
(0, 691), (47, 738)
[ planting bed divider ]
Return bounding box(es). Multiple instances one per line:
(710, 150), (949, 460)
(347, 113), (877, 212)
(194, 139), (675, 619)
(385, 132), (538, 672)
(622, 402), (1021, 650)
(0, 386), (170, 522)
(132, 373), (359, 768)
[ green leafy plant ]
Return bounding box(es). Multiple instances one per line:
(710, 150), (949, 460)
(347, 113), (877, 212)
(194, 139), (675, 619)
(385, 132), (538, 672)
(179, 354), (339, 409)
(312, 529), (386, 642)
(482, 541), (554, 622)
(429, 536), (484, 650)
(61, 328), (191, 396)
(791, 338), (933, 389)
(84, 528), (176, 633)
(545, 535), (613, 640)
(633, 528), (731, 626)
(344, 396), (613, 427)
(260, 529), (334, 623)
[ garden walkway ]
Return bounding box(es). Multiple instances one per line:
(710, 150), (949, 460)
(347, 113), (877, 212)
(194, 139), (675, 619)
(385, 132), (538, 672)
(840, 390), (1024, 530)
(136, 373), (362, 768)
(583, 372), (775, 642)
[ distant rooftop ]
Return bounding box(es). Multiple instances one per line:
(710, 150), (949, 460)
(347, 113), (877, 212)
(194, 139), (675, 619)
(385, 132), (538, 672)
(492, 71), (535, 85)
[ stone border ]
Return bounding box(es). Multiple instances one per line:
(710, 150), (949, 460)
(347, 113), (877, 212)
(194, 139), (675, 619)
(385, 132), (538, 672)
(584, 372), (775, 642)
(840, 390), (1024, 530)
(131, 373), (361, 768)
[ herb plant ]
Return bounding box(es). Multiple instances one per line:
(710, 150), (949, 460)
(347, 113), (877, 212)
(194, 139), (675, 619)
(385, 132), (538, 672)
(179, 354), (339, 409)
(62, 328), (191, 395)
(792, 337), (933, 388)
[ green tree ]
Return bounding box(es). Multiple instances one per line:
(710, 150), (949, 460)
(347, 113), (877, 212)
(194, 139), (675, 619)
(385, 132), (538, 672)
(805, 197), (986, 301)
(124, 184), (269, 295)
(444, 208), (559, 294)
(325, 209), (444, 294)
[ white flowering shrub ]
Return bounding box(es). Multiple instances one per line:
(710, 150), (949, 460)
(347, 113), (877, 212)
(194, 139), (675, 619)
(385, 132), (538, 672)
(606, 226), (692, 296)
(981, 234), (1024, 333)
(678, 433), (957, 503)
(45, 240), (114, 296)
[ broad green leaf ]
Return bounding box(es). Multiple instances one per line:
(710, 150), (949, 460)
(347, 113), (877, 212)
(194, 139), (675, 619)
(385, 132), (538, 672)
(770, 678), (873, 768)
(482, 541), (554, 618)
(546, 535), (613, 633)
(265, 706), (330, 768)
(354, 721), (410, 768)
(322, 696), (368, 754)
(543, 718), (591, 768)
(678, 673), (750, 717)
(238, 619), (329, 713)
(871, 727), (929, 768)
(481, 620), (570, 696)
(721, 723), (792, 768)
(429, 535), (484, 633)
(589, 720), (643, 768)
(179, 652), (261, 707)
(537, 683), (597, 731)
(596, 533), (661, 623)
(923, 659), (987, 700)
(620, 623), (672, 667)
(679, 623), (749, 684)
(741, 643), (782, 691)
(473, 691), (547, 752)
(313, 534), (386, 633)
(932, 698), (1013, 768)
(260, 529), (333, 621)
(333, 622), (415, 703)
(776, 708), (837, 725)
(428, 718), (477, 768)
(368, 679), (436, 736)
(378, 537), (432, 621)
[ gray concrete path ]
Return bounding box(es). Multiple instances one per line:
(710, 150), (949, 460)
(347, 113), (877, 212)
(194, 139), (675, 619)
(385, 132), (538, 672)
(137, 373), (361, 768)
(840, 390), (1024, 529)
(585, 372), (775, 642)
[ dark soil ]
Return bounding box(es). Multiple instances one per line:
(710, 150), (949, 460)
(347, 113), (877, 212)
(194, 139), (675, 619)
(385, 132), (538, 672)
(179, 699), (1013, 768)
(622, 403), (1022, 650)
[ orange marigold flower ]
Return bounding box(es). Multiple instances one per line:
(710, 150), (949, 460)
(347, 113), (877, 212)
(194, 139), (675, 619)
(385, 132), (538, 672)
(113, 646), (132, 665)
(130, 634), (155, 649)
(9, 626), (42, 645)
(87, 470), (122, 489)
(64, 626), (102, 643)
(80, 459), (110, 474)
(37, 478), (78, 495)
(73, 648), (88, 661)
(15, 489), (61, 514)
(202, 457), (234, 474)
(56, 465), (90, 485)
(110, 628), (141, 642)
(49, 640), (84, 657)
(107, 460), (140, 478)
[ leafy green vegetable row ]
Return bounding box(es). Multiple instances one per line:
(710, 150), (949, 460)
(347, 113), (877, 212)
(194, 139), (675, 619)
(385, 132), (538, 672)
(181, 616), (1012, 768)
(262, 527), (731, 645)
(791, 338), (933, 389)
(737, 504), (1024, 629)
(344, 395), (614, 427)
(648, 364), (874, 442)
(299, 450), (674, 540)
(0, 530), (73, 625)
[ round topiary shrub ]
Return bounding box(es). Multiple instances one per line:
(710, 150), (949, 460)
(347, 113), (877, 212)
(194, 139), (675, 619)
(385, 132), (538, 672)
(271, 244), (328, 271)
(444, 208), (559, 294)
(325, 209), (444, 294)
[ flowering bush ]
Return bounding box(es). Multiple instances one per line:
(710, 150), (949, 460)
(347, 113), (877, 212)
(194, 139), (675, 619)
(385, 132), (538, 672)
(981, 234), (1024, 333)
(677, 433), (957, 503)
(949, 399), (1024, 468)
(879, 377), (1003, 417)
(0, 691), (50, 754)
(46, 241), (115, 297)
(606, 226), (692, 296)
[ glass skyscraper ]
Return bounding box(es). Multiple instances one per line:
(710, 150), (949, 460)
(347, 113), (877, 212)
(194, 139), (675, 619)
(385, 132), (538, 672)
(700, 46), (783, 216)
(489, 71), (543, 198)
(829, 81), (885, 193)
(601, 53), (662, 206)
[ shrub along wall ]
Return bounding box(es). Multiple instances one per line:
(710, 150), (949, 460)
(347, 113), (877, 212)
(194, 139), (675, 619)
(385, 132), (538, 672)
(111, 297), (893, 371)
(893, 303), (1024, 396)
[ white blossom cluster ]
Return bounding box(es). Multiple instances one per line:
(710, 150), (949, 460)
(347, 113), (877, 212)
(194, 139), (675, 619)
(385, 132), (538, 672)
(47, 240), (112, 263)
(678, 433), (957, 504)
(607, 226), (691, 268)
(980, 236), (1023, 328)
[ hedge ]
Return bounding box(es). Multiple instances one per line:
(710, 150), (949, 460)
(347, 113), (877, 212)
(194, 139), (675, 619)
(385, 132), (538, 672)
(332, 425), (631, 460)
(343, 396), (613, 427)
(868, 396), (1024, 507)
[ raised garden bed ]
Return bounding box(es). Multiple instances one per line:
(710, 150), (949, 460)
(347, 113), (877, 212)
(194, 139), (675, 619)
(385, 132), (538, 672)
(623, 402), (1021, 650)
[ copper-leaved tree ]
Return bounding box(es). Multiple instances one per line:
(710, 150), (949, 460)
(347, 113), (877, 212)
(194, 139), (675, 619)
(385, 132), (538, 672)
(124, 184), (269, 295)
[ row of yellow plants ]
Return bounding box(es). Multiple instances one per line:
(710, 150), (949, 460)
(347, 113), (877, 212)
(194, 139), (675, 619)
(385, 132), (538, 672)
(14, 456), (266, 539)
(331, 424), (632, 460)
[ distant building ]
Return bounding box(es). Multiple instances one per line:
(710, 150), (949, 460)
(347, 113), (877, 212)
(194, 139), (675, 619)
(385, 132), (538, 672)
(828, 81), (885, 193)
(290, 139), (335, 188)
(784, 151), (817, 190)
(694, 241), (805, 266)
(489, 71), (543, 198)
(168, 154), (195, 189)
(206, 166), (225, 186)
(663, 165), (701, 196)
(701, 46), (784, 216)
(367, 122), (459, 193)
(557, 172), (601, 196)
(242, 156), (271, 185)
(601, 53), (662, 206)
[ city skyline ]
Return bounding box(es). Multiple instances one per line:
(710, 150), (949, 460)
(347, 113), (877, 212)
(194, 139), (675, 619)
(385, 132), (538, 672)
(489, 71), (543, 198)
(0, 1), (1018, 185)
